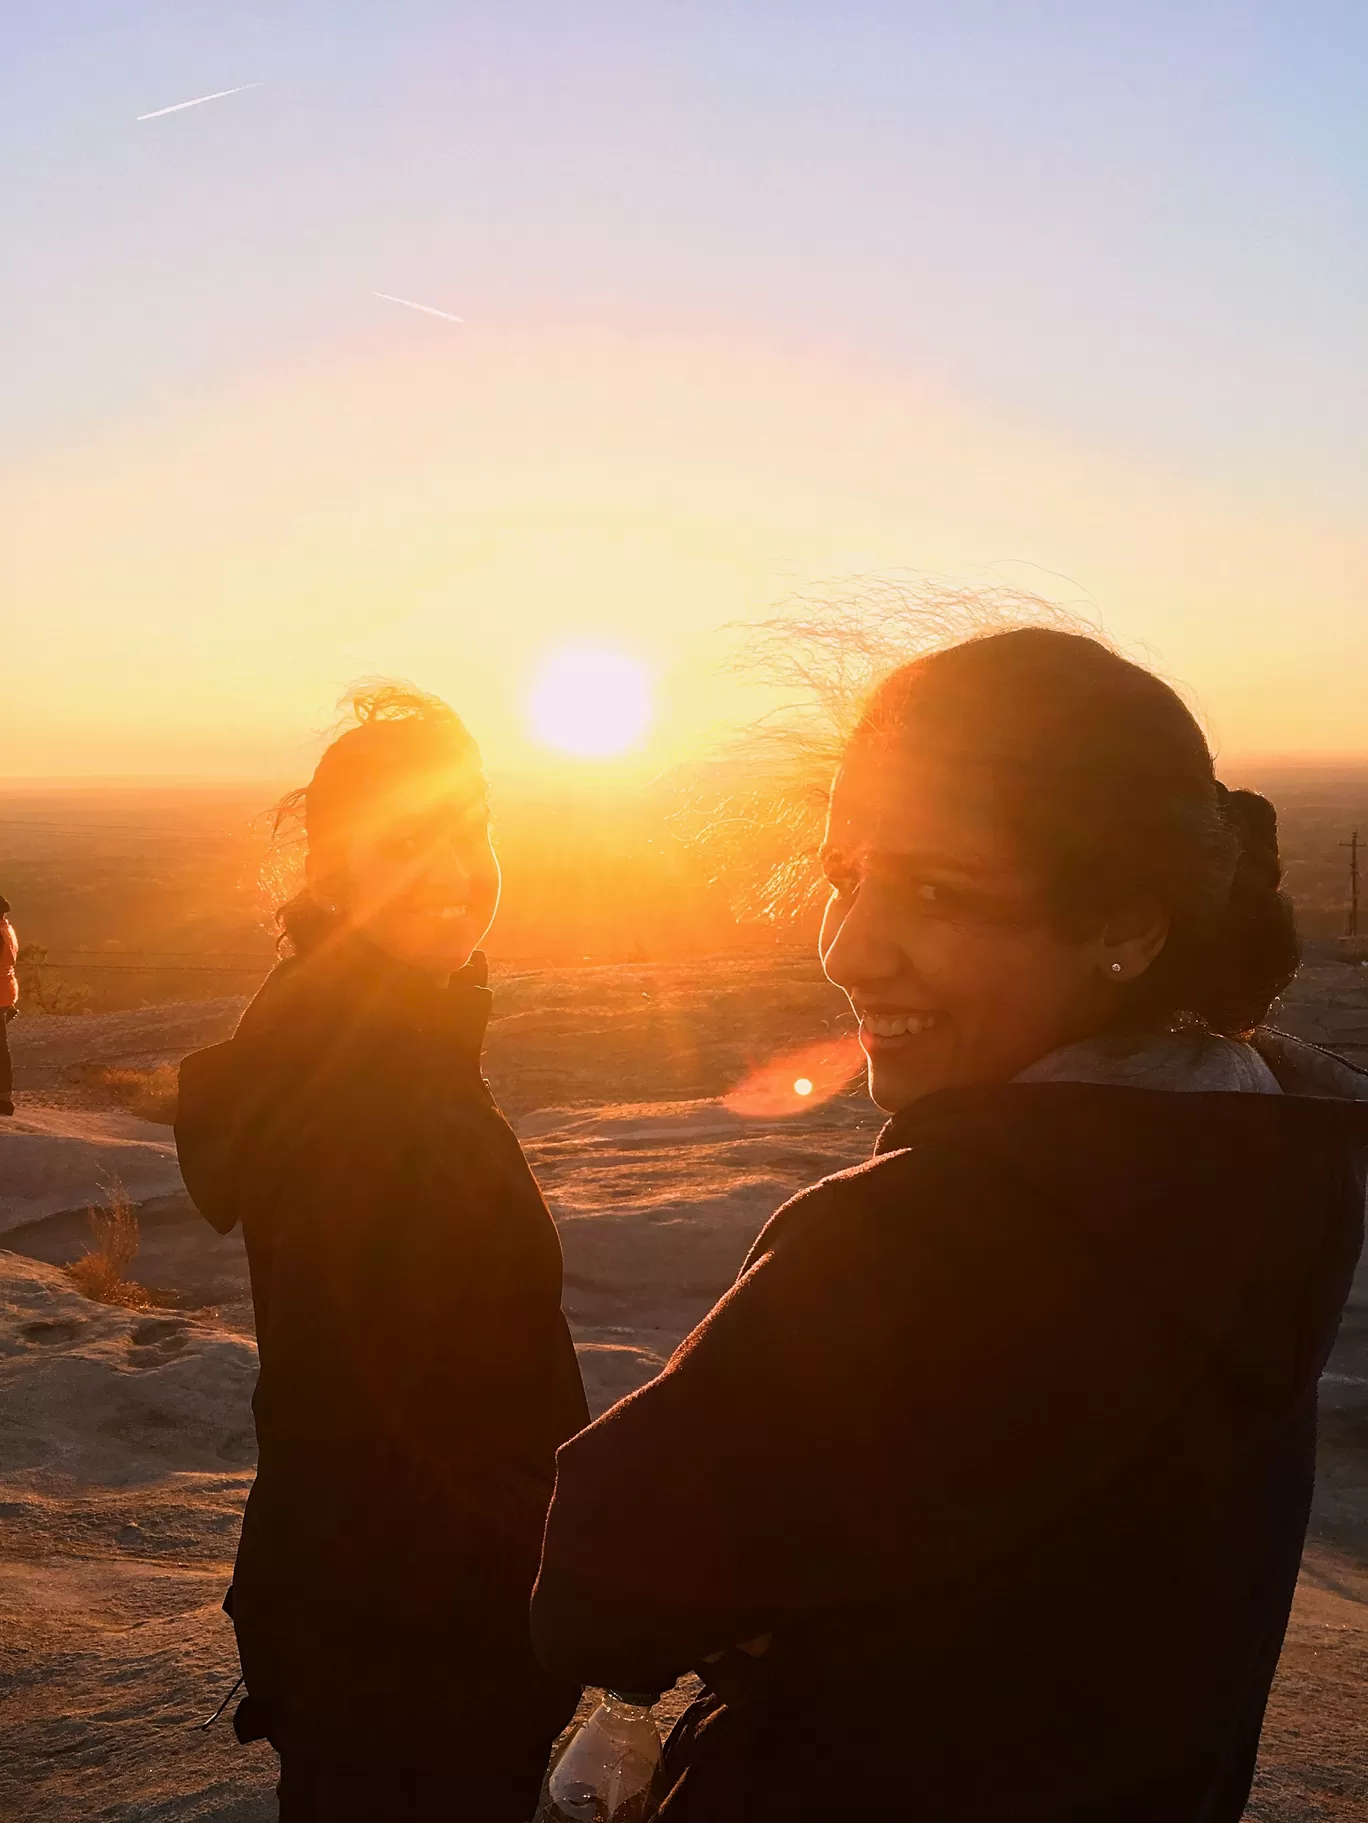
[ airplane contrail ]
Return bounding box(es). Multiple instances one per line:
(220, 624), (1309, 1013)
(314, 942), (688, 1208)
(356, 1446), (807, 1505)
(373, 293), (465, 324)
(136, 83), (259, 121)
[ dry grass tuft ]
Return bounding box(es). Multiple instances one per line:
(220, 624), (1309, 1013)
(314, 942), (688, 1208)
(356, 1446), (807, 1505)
(67, 1063), (179, 1125)
(66, 1186), (154, 1309)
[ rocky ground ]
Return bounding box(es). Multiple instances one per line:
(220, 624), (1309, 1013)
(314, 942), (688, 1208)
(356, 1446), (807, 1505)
(1, 952), (1366, 1819)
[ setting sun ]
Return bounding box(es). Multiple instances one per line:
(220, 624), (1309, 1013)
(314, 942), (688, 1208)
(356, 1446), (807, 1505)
(527, 644), (655, 758)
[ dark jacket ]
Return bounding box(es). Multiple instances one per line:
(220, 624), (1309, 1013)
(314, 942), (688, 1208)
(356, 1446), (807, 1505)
(531, 1044), (1368, 1821)
(176, 940), (589, 1762)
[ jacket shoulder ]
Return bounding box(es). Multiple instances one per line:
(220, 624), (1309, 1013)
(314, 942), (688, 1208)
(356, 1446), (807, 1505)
(229, 955), (314, 1040)
(740, 1132), (1015, 1279)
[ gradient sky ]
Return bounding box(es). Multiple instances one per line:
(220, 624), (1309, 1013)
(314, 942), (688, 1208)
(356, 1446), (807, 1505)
(5, 2), (1365, 776)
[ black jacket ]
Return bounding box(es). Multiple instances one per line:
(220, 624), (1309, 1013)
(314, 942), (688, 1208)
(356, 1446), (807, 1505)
(176, 940), (588, 1761)
(532, 1050), (1368, 1821)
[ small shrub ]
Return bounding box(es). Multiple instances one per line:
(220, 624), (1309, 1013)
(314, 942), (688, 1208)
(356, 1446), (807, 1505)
(16, 945), (93, 1016)
(66, 1187), (153, 1310)
(68, 1062), (179, 1124)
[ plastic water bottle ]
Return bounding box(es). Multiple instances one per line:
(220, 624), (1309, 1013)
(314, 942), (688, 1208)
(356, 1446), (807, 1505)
(534, 1689), (663, 1823)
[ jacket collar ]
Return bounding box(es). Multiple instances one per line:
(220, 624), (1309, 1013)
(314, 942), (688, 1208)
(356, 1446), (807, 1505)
(243, 936), (493, 1074)
(875, 1027), (1368, 1159)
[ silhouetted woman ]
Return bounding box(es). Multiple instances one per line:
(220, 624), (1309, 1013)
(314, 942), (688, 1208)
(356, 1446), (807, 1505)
(532, 629), (1368, 1822)
(176, 686), (588, 1821)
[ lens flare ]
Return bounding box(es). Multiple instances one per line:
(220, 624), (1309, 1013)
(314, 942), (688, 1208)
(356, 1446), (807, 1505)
(723, 1035), (864, 1118)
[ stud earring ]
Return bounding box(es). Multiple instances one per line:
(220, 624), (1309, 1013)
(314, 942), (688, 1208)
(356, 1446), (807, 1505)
(1110, 962), (1124, 975)
(314, 875), (345, 916)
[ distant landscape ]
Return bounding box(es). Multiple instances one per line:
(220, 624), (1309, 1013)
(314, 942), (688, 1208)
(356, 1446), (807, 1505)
(0, 775), (782, 1015)
(3, 761), (1367, 1014)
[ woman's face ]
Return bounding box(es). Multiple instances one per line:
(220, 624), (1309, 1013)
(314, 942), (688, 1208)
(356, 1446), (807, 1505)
(821, 739), (1135, 1112)
(312, 763), (501, 979)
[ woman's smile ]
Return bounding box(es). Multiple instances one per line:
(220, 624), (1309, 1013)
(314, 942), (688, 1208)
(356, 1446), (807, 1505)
(333, 785), (502, 980)
(858, 1008), (946, 1043)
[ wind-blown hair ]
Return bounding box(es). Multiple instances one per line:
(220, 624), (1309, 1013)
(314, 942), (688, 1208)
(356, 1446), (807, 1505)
(855, 628), (1300, 1037)
(273, 682), (483, 957)
(683, 576), (1085, 924)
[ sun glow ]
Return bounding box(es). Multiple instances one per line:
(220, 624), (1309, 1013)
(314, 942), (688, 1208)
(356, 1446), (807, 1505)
(527, 644), (655, 758)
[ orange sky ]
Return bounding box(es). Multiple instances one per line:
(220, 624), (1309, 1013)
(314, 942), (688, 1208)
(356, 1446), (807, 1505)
(7, 323), (1365, 779)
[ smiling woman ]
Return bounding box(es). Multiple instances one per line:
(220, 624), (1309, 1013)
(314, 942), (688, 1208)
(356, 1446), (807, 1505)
(527, 644), (654, 758)
(530, 627), (1368, 1823)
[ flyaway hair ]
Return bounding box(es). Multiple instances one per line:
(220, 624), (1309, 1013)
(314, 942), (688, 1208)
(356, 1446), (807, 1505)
(272, 681), (483, 956)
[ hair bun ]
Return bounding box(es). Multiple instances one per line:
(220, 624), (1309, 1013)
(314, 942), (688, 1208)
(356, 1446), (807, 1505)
(1218, 785), (1282, 891)
(1197, 784), (1298, 1032)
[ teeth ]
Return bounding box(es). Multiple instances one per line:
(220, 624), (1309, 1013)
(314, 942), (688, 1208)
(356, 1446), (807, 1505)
(864, 1012), (939, 1039)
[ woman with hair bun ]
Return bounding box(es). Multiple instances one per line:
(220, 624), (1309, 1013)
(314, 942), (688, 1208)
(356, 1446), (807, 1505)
(534, 629), (1368, 1822)
(176, 685), (588, 1820)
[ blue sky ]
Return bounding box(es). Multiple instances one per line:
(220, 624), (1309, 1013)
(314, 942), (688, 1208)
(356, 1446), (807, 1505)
(8, 3), (1364, 485)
